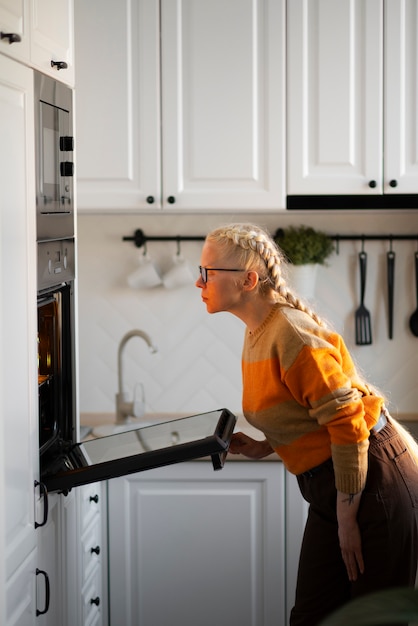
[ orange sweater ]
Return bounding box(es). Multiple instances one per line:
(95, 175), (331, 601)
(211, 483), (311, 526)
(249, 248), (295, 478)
(242, 303), (383, 493)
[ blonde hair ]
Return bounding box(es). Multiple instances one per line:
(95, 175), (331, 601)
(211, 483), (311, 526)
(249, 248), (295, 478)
(206, 223), (324, 325)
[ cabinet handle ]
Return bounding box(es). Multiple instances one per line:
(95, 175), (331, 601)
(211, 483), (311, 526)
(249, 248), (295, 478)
(0, 32), (21, 44)
(368, 180), (377, 188)
(36, 569), (50, 616)
(34, 481), (49, 529)
(91, 545), (101, 555)
(146, 196), (155, 204)
(90, 597), (100, 606)
(90, 494), (99, 503)
(389, 179), (398, 188)
(167, 196), (176, 204)
(51, 60), (68, 70)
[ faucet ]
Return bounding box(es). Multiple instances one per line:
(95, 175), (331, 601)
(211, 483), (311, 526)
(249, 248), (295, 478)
(116, 329), (158, 423)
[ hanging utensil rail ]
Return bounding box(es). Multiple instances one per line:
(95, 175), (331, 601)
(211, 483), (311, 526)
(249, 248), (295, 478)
(123, 229), (418, 249)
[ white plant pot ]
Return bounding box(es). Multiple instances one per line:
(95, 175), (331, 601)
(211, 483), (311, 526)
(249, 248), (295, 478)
(287, 263), (319, 301)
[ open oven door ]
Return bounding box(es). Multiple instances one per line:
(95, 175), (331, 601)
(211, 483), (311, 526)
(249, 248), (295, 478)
(41, 409), (237, 493)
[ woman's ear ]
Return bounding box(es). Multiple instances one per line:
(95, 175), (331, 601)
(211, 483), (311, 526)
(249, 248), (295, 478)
(242, 270), (259, 291)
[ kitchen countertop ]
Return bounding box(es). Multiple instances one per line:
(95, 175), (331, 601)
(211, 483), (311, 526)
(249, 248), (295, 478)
(80, 412), (279, 462)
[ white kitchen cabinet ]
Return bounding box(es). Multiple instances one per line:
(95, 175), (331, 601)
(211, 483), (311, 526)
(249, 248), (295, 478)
(0, 0), (30, 62)
(5, 549), (37, 625)
(108, 461), (287, 626)
(0, 0), (74, 85)
(36, 495), (62, 626)
(287, 0), (418, 199)
(0, 53), (38, 623)
(30, 0), (74, 86)
(77, 482), (107, 626)
(74, 0), (285, 212)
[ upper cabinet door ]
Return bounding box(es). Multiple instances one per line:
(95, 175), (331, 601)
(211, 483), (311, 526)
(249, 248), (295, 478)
(160, 0), (286, 211)
(75, 0), (285, 213)
(0, 0), (30, 62)
(30, 0), (74, 86)
(384, 0), (418, 194)
(74, 0), (161, 212)
(287, 0), (383, 196)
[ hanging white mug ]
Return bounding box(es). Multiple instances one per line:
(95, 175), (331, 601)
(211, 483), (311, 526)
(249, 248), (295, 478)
(127, 254), (162, 289)
(162, 255), (195, 289)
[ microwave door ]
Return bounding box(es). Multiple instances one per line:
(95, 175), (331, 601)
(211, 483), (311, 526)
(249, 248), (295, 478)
(42, 409), (237, 493)
(39, 101), (60, 212)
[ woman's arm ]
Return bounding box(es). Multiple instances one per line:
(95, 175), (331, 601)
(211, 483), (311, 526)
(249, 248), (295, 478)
(336, 490), (364, 581)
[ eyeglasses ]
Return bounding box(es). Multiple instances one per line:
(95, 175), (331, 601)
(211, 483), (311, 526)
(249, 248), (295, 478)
(198, 266), (245, 284)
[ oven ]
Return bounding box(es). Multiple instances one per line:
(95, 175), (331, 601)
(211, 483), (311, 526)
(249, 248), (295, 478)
(34, 69), (77, 488)
(37, 239), (76, 480)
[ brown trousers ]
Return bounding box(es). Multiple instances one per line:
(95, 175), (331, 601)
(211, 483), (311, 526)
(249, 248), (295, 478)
(290, 420), (418, 626)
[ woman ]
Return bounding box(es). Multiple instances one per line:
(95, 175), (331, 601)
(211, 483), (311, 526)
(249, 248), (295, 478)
(195, 223), (418, 626)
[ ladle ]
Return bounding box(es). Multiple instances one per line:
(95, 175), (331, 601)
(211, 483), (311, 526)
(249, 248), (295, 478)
(409, 251), (418, 337)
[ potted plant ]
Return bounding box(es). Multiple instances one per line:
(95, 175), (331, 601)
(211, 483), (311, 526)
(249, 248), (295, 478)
(274, 225), (334, 266)
(274, 226), (334, 299)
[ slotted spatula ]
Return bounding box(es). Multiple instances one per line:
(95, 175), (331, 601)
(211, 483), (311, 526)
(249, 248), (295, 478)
(355, 251), (372, 345)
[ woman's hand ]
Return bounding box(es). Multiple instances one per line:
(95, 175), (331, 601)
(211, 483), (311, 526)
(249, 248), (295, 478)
(229, 432), (273, 459)
(336, 490), (364, 582)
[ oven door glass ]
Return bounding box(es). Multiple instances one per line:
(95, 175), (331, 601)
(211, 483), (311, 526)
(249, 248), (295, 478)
(42, 409), (237, 493)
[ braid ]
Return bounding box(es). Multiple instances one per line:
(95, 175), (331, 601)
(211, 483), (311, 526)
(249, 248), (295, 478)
(207, 223), (325, 326)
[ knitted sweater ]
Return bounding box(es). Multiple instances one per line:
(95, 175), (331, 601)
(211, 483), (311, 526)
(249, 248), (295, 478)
(242, 303), (383, 494)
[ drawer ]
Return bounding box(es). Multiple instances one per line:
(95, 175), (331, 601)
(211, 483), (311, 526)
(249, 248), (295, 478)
(82, 565), (102, 626)
(80, 483), (101, 532)
(81, 521), (102, 587)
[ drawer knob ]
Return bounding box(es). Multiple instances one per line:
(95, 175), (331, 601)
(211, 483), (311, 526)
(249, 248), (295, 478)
(91, 545), (101, 555)
(51, 60), (68, 70)
(89, 494), (99, 503)
(0, 32), (22, 44)
(90, 597), (100, 606)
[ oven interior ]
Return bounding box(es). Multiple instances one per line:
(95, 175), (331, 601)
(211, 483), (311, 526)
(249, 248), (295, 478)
(38, 284), (75, 468)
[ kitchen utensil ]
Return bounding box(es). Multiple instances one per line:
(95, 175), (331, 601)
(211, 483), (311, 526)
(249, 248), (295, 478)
(387, 250), (395, 339)
(355, 251), (372, 345)
(409, 251), (418, 337)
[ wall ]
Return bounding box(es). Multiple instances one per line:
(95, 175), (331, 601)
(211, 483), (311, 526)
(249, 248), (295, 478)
(77, 210), (418, 423)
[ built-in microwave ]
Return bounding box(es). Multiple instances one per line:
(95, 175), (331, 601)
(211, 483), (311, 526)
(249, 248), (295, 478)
(34, 71), (74, 242)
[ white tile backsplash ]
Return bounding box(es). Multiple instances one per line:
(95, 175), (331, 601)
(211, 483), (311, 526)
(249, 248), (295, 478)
(77, 211), (418, 421)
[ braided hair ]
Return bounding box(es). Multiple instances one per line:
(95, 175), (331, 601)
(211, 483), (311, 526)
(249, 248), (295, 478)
(206, 223), (324, 326)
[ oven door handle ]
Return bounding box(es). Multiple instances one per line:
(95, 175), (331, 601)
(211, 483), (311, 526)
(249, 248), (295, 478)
(34, 480), (49, 528)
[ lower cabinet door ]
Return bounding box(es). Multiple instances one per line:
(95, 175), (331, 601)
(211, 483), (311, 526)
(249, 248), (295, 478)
(6, 550), (37, 626)
(108, 461), (286, 626)
(36, 495), (61, 626)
